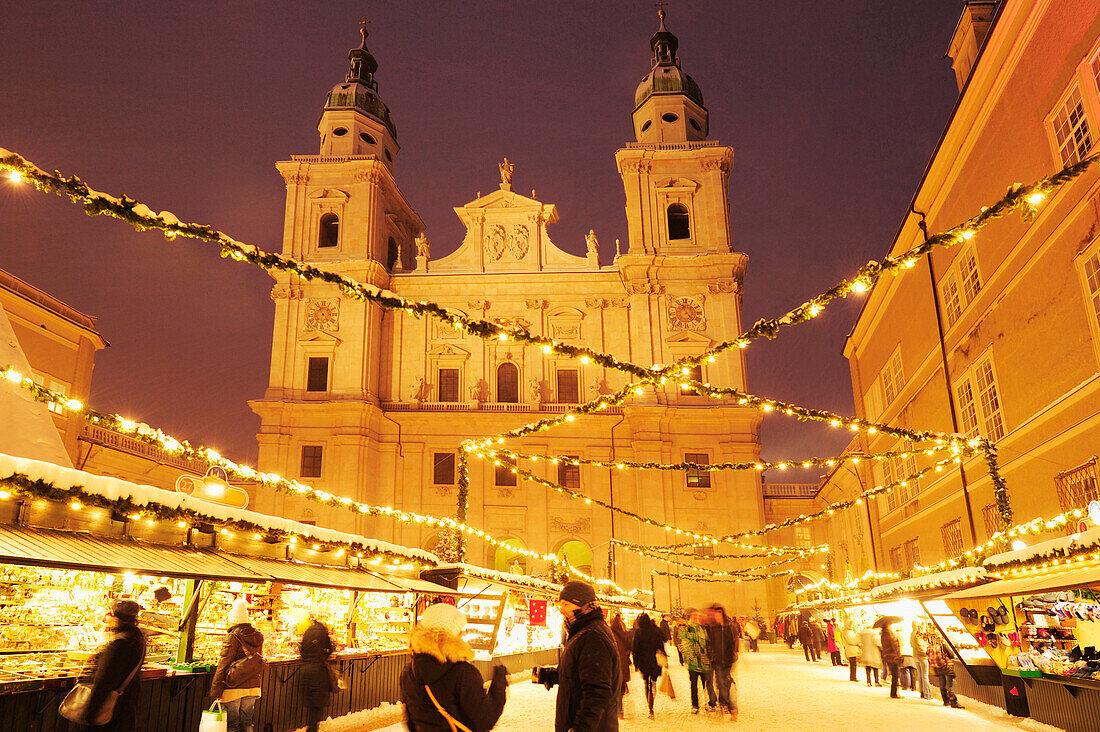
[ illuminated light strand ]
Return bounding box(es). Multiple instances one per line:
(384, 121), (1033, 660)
(476, 443), (956, 476)
(1, 147), (1091, 437)
(642, 550), (815, 577)
(612, 537), (826, 558)
(652, 567), (800, 583)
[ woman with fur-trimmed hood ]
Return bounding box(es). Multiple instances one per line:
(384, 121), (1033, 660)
(400, 603), (508, 731)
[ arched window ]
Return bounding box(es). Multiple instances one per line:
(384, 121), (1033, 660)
(667, 203), (690, 240)
(556, 540), (592, 576)
(497, 362), (519, 403)
(318, 213), (339, 248)
(386, 237), (399, 271)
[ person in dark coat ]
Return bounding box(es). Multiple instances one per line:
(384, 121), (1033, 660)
(658, 616), (672, 644)
(631, 613), (664, 718)
(210, 598), (265, 732)
(400, 603), (508, 731)
(927, 632), (963, 709)
(880, 623), (904, 699)
(797, 621), (817, 662)
(608, 613), (632, 718)
(554, 581), (621, 732)
(299, 618), (335, 732)
(705, 604), (739, 721)
(72, 600), (146, 732)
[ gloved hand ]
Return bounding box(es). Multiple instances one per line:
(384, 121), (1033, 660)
(492, 664), (509, 680)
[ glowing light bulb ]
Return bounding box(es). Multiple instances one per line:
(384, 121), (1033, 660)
(8, 171), (22, 184)
(1026, 192), (1044, 205)
(70, 501), (82, 511)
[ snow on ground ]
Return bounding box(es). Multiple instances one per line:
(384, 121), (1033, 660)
(308, 645), (1061, 731)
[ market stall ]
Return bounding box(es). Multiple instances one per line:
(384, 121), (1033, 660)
(938, 528), (1100, 731)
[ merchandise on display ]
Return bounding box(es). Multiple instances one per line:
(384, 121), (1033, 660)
(1005, 589), (1100, 680)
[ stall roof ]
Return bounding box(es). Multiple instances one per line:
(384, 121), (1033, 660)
(218, 553), (411, 593)
(360, 569), (451, 595)
(0, 525), (269, 582)
(940, 565), (1100, 600)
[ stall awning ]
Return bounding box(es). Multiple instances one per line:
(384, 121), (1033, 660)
(360, 570), (451, 594)
(940, 565), (1100, 600)
(0, 525), (269, 582)
(218, 553), (410, 593)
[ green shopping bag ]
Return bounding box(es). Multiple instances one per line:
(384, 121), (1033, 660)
(199, 701), (228, 732)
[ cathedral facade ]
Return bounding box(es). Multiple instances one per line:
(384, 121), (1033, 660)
(250, 16), (765, 611)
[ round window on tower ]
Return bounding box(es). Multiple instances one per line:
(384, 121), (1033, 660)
(661, 113), (679, 123)
(641, 120), (652, 132)
(689, 118), (702, 131)
(333, 127), (348, 136)
(359, 132), (376, 144)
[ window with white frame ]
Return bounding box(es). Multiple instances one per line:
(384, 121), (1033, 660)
(939, 246), (982, 328)
(863, 346), (904, 421)
(1052, 86), (1093, 165)
(954, 354), (1006, 441)
(30, 371), (70, 414)
(1077, 239), (1100, 359)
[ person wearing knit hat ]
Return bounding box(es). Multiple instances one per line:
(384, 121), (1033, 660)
(71, 600), (146, 730)
(210, 598), (264, 732)
(553, 580), (621, 732)
(400, 601), (508, 731)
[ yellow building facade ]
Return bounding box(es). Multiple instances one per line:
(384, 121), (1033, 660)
(250, 18), (766, 610)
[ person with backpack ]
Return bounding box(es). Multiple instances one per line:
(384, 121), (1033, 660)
(210, 598), (265, 732)
(400, 603), (508, 731)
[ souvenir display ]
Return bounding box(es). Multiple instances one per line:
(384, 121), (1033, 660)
(1006, 590), (1100, 680)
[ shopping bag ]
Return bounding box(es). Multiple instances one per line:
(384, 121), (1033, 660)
(658, 670), (676, 699)
(199, 701), (228, 732)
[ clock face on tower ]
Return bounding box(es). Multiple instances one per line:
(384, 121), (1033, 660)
(305, 298), (340, 331)
(668, 295), (706, 331)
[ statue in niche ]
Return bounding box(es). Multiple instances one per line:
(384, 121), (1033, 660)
(590, 377), (603, 396)
(585, 229), (599, 255)
(529, 377), (543, 403)
(408, 377), (426, 401)
(415, 232), (430, 259)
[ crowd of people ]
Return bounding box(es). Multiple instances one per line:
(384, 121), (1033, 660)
(778, 613), (964, 709)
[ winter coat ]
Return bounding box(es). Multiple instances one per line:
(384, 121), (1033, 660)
(858, 629), (881, 667)
(210, 623), (264, 699)
(705, 620), (737, 669)
(400, 627), (507, 732)
(299, 621), (334, 709)
(631, 622), (665, 681)
(910, 630), (927, 660)
(880, 628), (903, 667)
(810, 622), (826, 651)
(658, 620), (671, 643)
(677, 622), (710, 673)
(73, 621), (145, 732)
(609, 618), (632, 693)
(842, 628), (860, 658)
(797, 623), (811, 647)
(825, 621), (839, 654)
(555, 607), (621, 732)
(927, 637), (955, 677)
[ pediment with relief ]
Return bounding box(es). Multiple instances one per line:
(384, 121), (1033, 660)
(298, 330), (342, 345)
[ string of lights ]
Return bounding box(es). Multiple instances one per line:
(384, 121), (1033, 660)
(611, 537), (825, 558)
(642, 550), (816, 577)
(651, 567), (800, 583)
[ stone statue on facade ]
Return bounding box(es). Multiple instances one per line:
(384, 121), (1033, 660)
(615, 238), (622, 259)
(529, 377), (542, 404)
(499, 157), (514, 191)
(585, 229), (599, 255)
(409, 376), (425, 402)
(415, 232), (430, 259)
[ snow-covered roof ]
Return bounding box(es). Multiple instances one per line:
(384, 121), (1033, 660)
(0, 452), (438, 564)
(869, 567), (987, 597)
(434, 563), (647, 606)
(983, 527), (1100, 569)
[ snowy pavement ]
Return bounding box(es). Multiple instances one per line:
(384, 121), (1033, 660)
(309, 644), (1060, 731)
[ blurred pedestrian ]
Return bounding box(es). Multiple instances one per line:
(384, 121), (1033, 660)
(825, 618), (841, 666)
(671, 616), (685, 664)
(210, 598), (265, 732)
(911, 622), (932, 700)
(881, 622), (903, 699)
(706, 604), (739, 721)
(609, 613), (632, 719)
(658, 615), (672, 644)
(927, 632), (963, 709)
(898, 622), (916, 692)
(797, 620), (817, 662)
(554, 581), (620, 732)
(400, 603), (508, 731)
(810, 620), (826, 661)
(631, 613), (664, 719)
(298, 617), (335, 732)
(859, 625), (881, 686)
(677, 609), (716, 714)
(842, 622), (860, 682)
(68, 600), (146, 732)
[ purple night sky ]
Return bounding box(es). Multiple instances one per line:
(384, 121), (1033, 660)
(0, 2), (960, 474)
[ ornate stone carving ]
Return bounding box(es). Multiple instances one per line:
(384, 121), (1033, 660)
(610, 297), (629, 308)
(667, 295), (706, 331)
(493, 316), (530, 330)
(552, 323), (579, 340)
(486, 225), (507, 261)
(285, 173), (309, 185)
(507, 225), (530, 259)
(708, 280), (740, 295)
(589, 377), (604, 396)
(550, 516), (591, 534)
(529, 377), (543, 403)
(585, 298), (609, 309)
(628, 282), (664, 295)
(524, 299), (548, 310)
(305, 298), (340, 331)
(467, 300), (490, 311)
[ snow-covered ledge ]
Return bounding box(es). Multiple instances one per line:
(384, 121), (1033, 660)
(983, 527), (1100, 569)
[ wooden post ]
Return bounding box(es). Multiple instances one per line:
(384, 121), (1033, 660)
(176, 579), (204, 664)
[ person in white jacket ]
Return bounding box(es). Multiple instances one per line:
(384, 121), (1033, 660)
(842, 624), (861, 682)
(858, 626), (882, 686)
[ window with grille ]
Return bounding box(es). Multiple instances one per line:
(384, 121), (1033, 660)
(1054, 457), (1100, 511)
(960, 251), (982, 302)
(438, 368), (459, 402)
(495, 456), (517, 487)
(306, 357), (329, 392)
(957, 379), (979, 435)
(556, 369), (579, 403)
(433, 453), (456, 485)
(300, 445), (323, 478)
(685, 452), (711, 488)
(904, 538), (921, 568)
(880, 459), (897, 511)
(890, 440), (919, 499)
(939, 246), (982, 327)
(889, 546), (904, 571)
(1052, 87), (1093, 166)
(975, 361), (1005, 440)
(942, 272), (963, 325)
(558, 457), (580, 489)
(667, 203), (690, 240)
(982, 503), (1000, 537)
(497, 363), (519, 403)
(794, 526), (813, 549)
(941, 518), (964, 558)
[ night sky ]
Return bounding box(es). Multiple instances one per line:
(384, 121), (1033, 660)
(0, 2), (960, 473)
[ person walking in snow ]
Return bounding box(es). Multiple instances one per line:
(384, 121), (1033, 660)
(880, 622), (903, 699)
(797, 620), (817, 662)
(299, 617), (335, 732)
(706, 604), (739, 721)
(825, 618), (841, 666)
(609, 613), (632, 719)
(210, 598), (264, 732)
(677, 609), (716, 714)
(631, 613), (664, 719)
(859, 625), (882, 686)
(658, 615), (672, 644)
(554, 581), (621, 732)
(842, 623), (861, 682)
(927, 631), (963, 709)
(400, 603), (508, 732)
(911, 622), (932, 700)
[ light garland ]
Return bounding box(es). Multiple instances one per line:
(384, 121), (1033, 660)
(611, 537), (825, 558)
(643, 550), (816, 577)
(652, 567), (800, 583)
